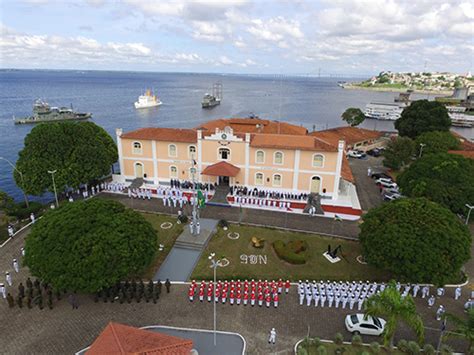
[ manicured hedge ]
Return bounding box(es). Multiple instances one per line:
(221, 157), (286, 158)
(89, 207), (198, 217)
(273, 240), (308, 264)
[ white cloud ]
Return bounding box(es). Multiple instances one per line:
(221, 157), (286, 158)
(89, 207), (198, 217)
(247, 17), (304, 42)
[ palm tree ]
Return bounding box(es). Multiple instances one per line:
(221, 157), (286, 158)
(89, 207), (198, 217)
(364, 281), (424, 347)
(443, 308), (474, 353)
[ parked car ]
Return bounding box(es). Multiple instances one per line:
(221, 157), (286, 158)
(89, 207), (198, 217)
(370, 172), (392, 180)
(381, 186), (400, 195)
(383, 192), (403, 201)
(375, 179), (398, 189)
(367, 148), (382, 157)
(347, 150), (366, 159)
(345, 314), (386, 336)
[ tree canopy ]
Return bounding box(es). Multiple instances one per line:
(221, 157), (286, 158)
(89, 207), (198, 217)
(382, 136), (415, 170)
(415, 131), (460, 155)
(397, 153), (474, 215)
(360, 198), (471, 285)
(395, 100), (451, 138)
(365, 281), (424, 347)
(24, 198), (157, 293)
(341, 108), (366, 127)
(443, 308), (474, 353)
(14, 122), (118, 196)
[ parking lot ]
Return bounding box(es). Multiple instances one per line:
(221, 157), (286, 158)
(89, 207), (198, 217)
(348, 155), (387, 212)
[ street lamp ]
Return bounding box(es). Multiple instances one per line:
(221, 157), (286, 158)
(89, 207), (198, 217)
(47, 170), (59, 208)
(465, 204), (474, 225)
(0, 156), (29, 207)
(190, 160), (199, 236)
(419, 143), (426, 158)
(208, 253), (222, 346)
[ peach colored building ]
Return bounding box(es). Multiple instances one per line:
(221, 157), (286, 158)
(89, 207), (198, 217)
(115, 118), (361, 215)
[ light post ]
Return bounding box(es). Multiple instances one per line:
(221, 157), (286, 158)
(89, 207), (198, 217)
(190, 159), (199, 236)
(208, 253), (222, 346)
(419, 143), (426, 158)
(465, 204), (474, 225)
(47, 170), (59, 208)
(0, 157), (29, 207)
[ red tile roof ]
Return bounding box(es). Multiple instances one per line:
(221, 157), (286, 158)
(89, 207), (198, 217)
(310, 126), (382, 147)
(197, 118), (308, 135)
(86, 322), (193, 355)
(250, 133), (337, 152)
(121, 128), (197, 143)
(341, 155), (355, 183)
(201, 161), (240, 177)
(449, 150), (474, 159)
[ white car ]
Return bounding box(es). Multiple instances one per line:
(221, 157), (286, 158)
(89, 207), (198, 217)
(383, 192), (403, 201)
(375, 178), (397, 189)
(347, 150), (364, 158)
(345, 314), (386, 336)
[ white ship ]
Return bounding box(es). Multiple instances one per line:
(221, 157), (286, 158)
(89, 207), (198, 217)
(446, 107), (474, 127)
(364, 102), (406, 121)
(134, 89), (162, 109)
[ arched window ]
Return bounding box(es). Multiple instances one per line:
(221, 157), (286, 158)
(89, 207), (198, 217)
(132, 141), (142, 154)
(168, 144), (177, 157)
(188, 145), (196, 158)
(256, 150), (265, 164)
(273, 174), (282, 187)
(312, 154), (324, 168)
(170, 166), (178, 178)
(274, 151), (283, 165)
(255, 172), (264, 186)
(219, 148), (230, 160)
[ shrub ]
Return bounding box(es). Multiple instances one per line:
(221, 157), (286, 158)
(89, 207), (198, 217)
(6, 201), (43, 220)
(439, 344), (453, 355)
(178, 214), (188, 224)
(370, 341), (381, 354)
(297, 346), (308, 355)
(351, 334), (363, 347)
(317, 345), (327, 355)
(407, 341), (420, 354)
(308, 337), (321, 348)
(423, 344), (435, 355)
(397, 339), (408, 352)
(334, 332), (344, 345)
(218, 219), (228, 228)
(273, 240), (308, 264)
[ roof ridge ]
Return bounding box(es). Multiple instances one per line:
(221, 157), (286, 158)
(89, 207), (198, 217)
(109, 322), (126, 355)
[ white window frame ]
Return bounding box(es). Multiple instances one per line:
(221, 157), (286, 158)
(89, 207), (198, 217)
(132, 141), (142, 155)
(309, 175), (322, 193)
(274, 151), (284, 165)
(168, 144), (177, 158)
(272, 173), (282, 187)
(312, 153), (325, 168)
(218, 147), (231, 161)
(188, 145), (196, 159)
(170, 165), (178, 178)
(255, 150), (265, 164)
(255, 172), (264, 186)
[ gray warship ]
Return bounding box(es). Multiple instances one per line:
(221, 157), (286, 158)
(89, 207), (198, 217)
(202, 82), (222, 108)
(14, 99), (92, 124)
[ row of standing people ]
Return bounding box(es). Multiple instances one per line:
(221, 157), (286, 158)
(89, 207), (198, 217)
(232, 195), (291, 210)
(230, 186), (309, 201)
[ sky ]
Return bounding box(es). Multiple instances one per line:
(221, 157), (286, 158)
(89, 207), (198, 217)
(0, 0), (473, 75)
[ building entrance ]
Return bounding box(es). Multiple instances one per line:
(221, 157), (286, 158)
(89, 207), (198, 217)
(218, 176), (230, 185)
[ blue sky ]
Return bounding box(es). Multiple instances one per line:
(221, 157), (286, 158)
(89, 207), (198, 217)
(1, 0), (472, 75)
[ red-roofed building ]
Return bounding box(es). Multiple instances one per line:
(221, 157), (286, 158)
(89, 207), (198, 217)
(310, 126), (387, 152)
(85, 322), (193, 355)
(115, 118), (362, 217)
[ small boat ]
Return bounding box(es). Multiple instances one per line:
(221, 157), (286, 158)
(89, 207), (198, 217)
(134, 89), (162, 109)
(202, 82), (222, 109)
(14, 99), (91, 124)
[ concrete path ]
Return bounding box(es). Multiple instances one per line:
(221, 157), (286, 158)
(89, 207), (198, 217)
(154, 219), (218, 281)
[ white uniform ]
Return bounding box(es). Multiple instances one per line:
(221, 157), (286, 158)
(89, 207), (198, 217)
(268, 328), (276, 344)
(30, 213), (36, 223)
(13, 259), (19, 273)
(454, 287), (461, 300)
(0, 283), (6, 298)
(5, 272), (12, 286)
(428, 295), (435, 307)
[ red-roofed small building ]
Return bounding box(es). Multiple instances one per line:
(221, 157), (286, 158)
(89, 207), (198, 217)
(84, 322), (193, 355)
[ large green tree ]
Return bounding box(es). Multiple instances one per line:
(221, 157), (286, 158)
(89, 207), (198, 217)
(24, 199), (157, 292)
(395, 100), (451, 138)
(397, 153), (474, 215)
(382, 136), (416, 170)
(415, 131), (460, 155)
(342, 108), (366, 127)
(365, 281), (424, 347)
(443, 308), (474, 353)
(14, 122), (118, 196)
(360, 198), (471, 285)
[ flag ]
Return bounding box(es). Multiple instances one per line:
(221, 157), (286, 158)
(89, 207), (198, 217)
(334, 214), (343, 222)
(197, 190), (205, 208)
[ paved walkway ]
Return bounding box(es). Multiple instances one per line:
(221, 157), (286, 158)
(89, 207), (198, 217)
(154, 219), (218, 281)
(101, 193), (360, 239)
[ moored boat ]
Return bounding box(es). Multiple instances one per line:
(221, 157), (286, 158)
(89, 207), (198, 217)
(14, 99), (92, 125)
(134, 89), (162, 109)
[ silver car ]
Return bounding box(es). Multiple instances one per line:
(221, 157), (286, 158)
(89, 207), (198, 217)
(345, 314), (386, 336)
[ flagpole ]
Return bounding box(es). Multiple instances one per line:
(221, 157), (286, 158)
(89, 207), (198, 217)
(191, 159), (198, 236)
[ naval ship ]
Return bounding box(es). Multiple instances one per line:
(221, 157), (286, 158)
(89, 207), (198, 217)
(14, 99), (92, 124)
(202, 82), (222, 108)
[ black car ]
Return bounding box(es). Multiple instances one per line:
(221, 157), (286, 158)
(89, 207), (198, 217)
(371, 172), (392, 180)
(367, 148), (382, 157)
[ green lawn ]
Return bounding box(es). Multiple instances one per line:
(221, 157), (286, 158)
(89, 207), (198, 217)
(140, 212), (183, 280)
(297, 340), (404, 355)
(190, 224), (391, 281)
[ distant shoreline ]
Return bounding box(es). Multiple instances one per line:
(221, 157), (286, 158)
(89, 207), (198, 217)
(343, 84), (453, 96)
